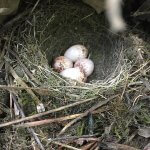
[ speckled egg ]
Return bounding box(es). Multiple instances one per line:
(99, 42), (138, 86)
(53, 56), (73, 72)
(60, 67), (86, 82)
(74, 58), (94, 77)
(64, 44), (88, 62)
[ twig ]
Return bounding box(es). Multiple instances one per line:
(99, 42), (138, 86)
(6, 74), (45, 150)
(15, 109), (103, 127)
(9, 65), (41, 104)
(94, 146), (99, 150)
(80, 141), (97, 150)
(104, 142), (140, 150)
(128, 81), (143, 86)
(59, 95), (118, 135)
(132, 11), (150, 17)
(132, 94), (143, 106)
(11, 94), (45, 150)
(130, 62), (148, 77)
(7, 75), (45, 150)
(0, 85), (62, 95)
(50, 141), (80, 150)
(0, 49), (5, 70)
(120, 75), (128, 100)
(0, 97), (97, 128)
(9, 87), (15, 118)
(9, 50), (40, 85)
(0, 85), (90, 93)
(16, 113), (81, 127)
(48, 135), (98, 142)
(9, 76), (19, 117)
(31, 0), (41, 13)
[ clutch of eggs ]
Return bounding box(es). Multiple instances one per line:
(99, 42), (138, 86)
(52, 44), (94, 83)
(53, 56), (73, 72)
(64, 44), (88, 62)
(74, 58), (94, 77)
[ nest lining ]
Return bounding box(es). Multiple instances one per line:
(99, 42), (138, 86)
(6, 0), (133, 103)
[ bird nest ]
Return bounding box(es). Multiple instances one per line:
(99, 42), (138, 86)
(6, 0), (132, 104)
(0, 0), (149, 149)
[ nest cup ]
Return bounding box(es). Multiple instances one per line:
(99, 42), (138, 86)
(10, 0), (130, 102)
(48, 33), (125, 82)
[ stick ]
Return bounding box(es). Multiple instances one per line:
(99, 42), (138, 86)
(48, 135), (98, 142)
(132, 11), (150, 17)
(9, 66), (40, 104)
(9, 50), (40, 85)
(0, 85), (90, 93)
(0, 85), (60, 96)
(50, 141), (80, 150)
(6, 75), (44, 149)
(104, 142), (140, 150)
(0, 49), (5, 70)
(15, 109), (103, 127)
(130, 62), (148, 76)
(31, 0), (40, 13)
(59, 95), (117, 135)
(11, 94), (45, 150)
(0, 97), (97, 128)
(16, 113), (81, 127)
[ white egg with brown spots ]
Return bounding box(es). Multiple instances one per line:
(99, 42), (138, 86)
(60, 67), (86, 82)
(74, 58), (94, 77)
(53, 56), (73, 72)
(64, 44), (88, 62)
